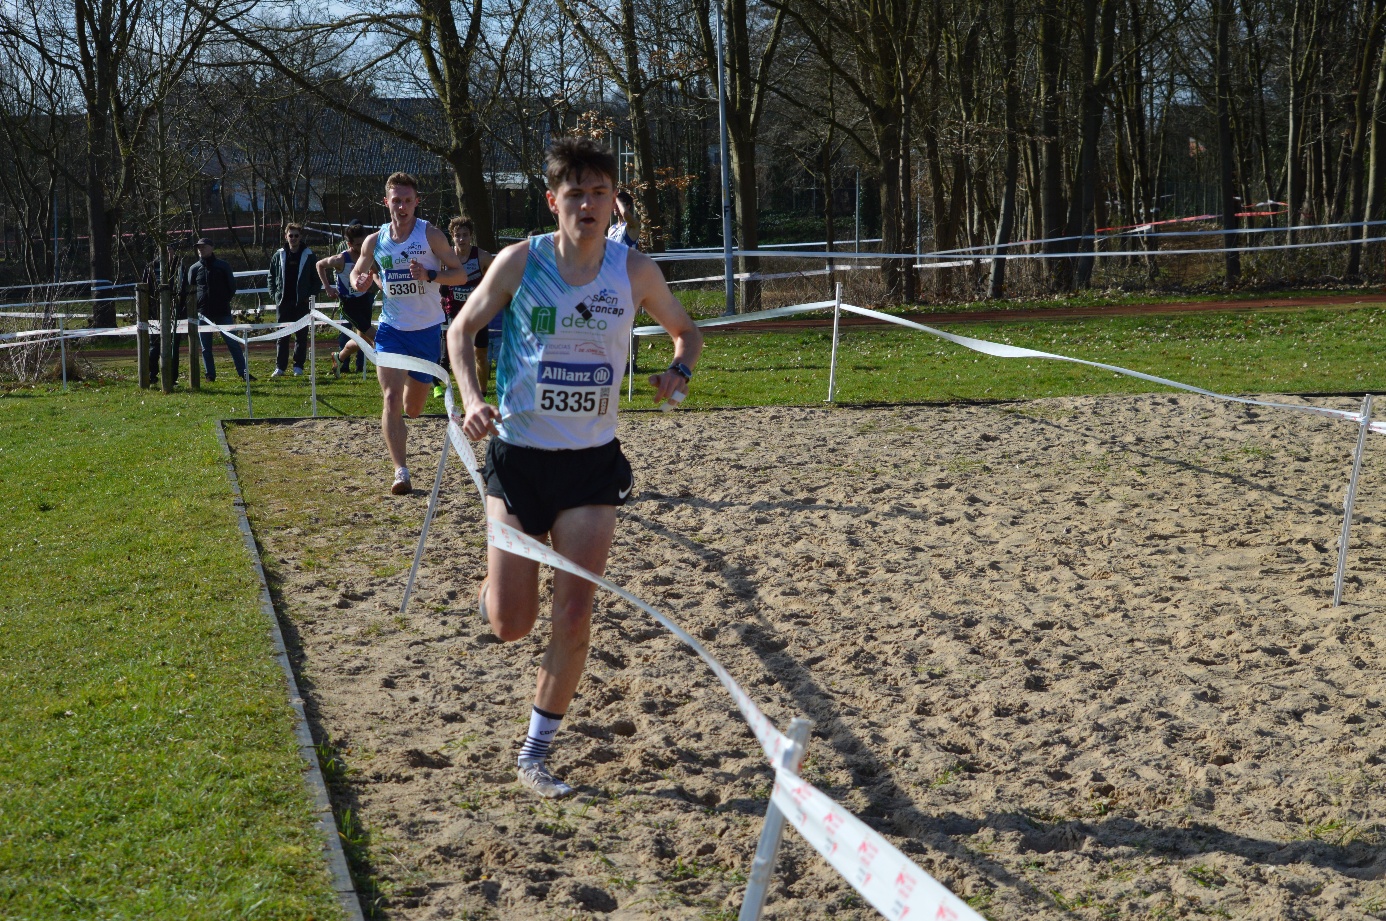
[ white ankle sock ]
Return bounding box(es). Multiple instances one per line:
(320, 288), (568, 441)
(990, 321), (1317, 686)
(518, 705), (564, 764)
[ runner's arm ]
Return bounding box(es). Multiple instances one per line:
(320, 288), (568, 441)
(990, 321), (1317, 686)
(316, 253), (344, 298)
(448, 242), (527, 438)
(350, 234), (379, 292)
(629, 251), (702, 405)
(411, 225), (467, 285)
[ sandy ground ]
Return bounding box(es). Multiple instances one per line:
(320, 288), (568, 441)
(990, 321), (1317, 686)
(227, 394), (1386, 920)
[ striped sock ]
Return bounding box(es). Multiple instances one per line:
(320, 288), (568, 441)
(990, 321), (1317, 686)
(518, 705), (564, 764)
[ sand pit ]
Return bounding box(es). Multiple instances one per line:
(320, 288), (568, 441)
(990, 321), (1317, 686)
(226, 394), (1386, 920)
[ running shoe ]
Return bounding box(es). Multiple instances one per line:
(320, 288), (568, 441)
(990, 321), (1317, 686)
(477, 577), (490, 627)
(391, 468), (412, 496)
(291, 366), (304, 376)
(270, 368), (285, 378)
(517, 759), (574, 799)
(432, 384), (444, 399)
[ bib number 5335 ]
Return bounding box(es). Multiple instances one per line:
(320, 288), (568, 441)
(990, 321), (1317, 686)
(539, 387), (600, 415)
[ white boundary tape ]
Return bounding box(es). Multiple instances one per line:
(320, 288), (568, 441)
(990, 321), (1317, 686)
(635, 301), (1386, 436)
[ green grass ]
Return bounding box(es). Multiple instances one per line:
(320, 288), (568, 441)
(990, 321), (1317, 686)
(0, 347), (388, 920)
(3, 301), (1386, 917)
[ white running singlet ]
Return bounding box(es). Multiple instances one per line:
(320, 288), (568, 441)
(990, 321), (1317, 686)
(496, 234), (634, 451)
(374, 219), (444, 331)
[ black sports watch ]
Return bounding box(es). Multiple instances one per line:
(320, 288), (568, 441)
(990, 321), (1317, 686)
(426, 269), (438, 282)
(668, 361), (693, 381)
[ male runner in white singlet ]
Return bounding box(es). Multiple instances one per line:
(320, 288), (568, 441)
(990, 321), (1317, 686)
(448, 138), (703, 799)
(351, 172), (465, 495)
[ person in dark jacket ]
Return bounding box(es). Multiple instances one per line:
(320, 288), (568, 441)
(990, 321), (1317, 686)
(267, 223), (323, 376)
(183, 238), (249, 382)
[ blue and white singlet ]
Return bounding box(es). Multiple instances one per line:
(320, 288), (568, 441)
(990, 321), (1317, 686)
(374, 219), (444, 331)
(336, 251), (374, 301)
(496, 234), (634, 451)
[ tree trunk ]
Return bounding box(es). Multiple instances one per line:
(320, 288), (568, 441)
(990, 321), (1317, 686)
(427, 0), (496, 250)
(1215, 0), (1241, 284)
(1286, 0), (1319, 242)
(989, 0), (1020, 300)
(618, 0), (665, 251)
(1068, 0), (1117, 289)
(1345, 5), (1385, 277)
(1039, 0), (1066, 289)
(1364, 31), (1386, 278)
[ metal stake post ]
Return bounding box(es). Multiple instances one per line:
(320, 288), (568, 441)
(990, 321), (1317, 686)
(628, 328), (635, 402)
(1334, 393), (1373, 606)
(739, 718), (813, 921)
(57, 315), (67, 392)
(401, 431), (452, 615)
(826, 283), (842, 402)
(309, 299), (318, 418)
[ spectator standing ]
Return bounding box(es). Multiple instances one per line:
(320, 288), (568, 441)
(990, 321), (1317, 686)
(316, 221), (378, 374)
(182, 238), (249, 382)
(267, 223), (323, 377)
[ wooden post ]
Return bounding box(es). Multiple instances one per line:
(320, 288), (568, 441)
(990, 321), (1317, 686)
(185, 261), (199, 390)
(136, 286), (150, 388)
(160, 284), (175, 393)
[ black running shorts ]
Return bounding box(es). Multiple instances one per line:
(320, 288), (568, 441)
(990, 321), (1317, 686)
(483, 438), (634, 535)
(341, 294), (374, 333)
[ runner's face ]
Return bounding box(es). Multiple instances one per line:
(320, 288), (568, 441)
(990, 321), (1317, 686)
(547, 171), (613, 241)
(285, 229), (301, 250)
(384, 184), (418, 223)
(453, 227), (472, 254)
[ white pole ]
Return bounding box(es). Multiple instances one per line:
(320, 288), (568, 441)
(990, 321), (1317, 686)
(628, 328), (635, 401)
(1334, 393), (1373, 606)
(309, 298), (318, 417)
(401, 431), (451, 615)
(738, 717), (813, 921)
(714, 0), (735, 316)
(826, 283), (842, 402)
(57, 314), (67, 392)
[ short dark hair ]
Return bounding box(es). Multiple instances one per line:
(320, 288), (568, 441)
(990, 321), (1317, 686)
(614, 189), (635, 209)
(449, 215), (476, 239)
(385, 172), (419, 193)
(343, 223), (368, 244)
(545, 137), (617, 190)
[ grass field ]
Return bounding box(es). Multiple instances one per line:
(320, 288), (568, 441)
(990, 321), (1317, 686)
(3, 302), (1386, 919)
